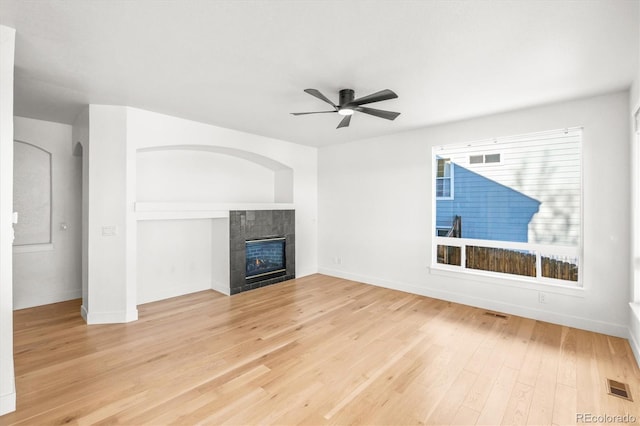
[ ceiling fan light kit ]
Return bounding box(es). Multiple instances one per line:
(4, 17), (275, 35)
(292, 88), (400, 129)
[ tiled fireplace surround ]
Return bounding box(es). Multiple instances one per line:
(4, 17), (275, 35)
(229, 210), (295, 294)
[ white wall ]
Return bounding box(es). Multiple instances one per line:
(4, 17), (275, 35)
(137, 149), (275, 203)
(128, 107), (318, 305)
(137, 219), (215, 304)
(0, 24), (16, 416)
(319, 91), (630, 337)
(13, 117), (82, 309)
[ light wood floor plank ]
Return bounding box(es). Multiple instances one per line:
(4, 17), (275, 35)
(2, 274), (639, 425)
(501, 381), (534, 425)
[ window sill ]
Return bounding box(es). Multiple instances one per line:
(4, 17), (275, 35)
(13, 243), (53, 253)
(429, 264), (585, 298)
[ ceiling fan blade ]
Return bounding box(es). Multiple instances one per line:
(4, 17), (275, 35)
(290, 111), (336, 116)
(304, 89), (337, 108)
(350, 89), (398, 106)
(355, 106), (401, 120)
(337, 115), (351, 129)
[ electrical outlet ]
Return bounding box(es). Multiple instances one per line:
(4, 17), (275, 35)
(538, 292), (547, 304)
(102, 225), (117, 237)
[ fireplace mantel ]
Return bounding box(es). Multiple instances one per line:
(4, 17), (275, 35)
(135, 202), (294, 221)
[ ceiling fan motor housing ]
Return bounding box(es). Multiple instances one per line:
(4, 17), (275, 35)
(339, 89), (355, 107)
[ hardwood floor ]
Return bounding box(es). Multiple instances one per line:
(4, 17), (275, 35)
(2, 274), (640, 425)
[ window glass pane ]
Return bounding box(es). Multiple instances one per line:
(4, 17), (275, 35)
(466, 246), (536, 277)
(436, 158), (451, 178)
(436, 177), (451, 198)
(441, 178), (450, 196)
(432, 128), (582, 285)
(434, 130), (581, 245)
(437, 245), (461, 266)
(541, 254), (579, 282)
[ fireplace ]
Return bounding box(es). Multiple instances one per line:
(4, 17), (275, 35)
(229, 210), (295, 294)
(245, 237), (286, 284)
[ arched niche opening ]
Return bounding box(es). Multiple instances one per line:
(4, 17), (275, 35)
(13, 140), (52, 246)
(136, 145), (293, 204)
(72, 141), (83, 157)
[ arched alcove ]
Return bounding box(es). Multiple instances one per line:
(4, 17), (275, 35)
(72, 141), (83, 157)
(136, 145), (293, 204)
(13, 140), (52, 246)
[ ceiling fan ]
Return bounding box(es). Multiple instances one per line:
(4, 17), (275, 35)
(291, 88), (400, 129)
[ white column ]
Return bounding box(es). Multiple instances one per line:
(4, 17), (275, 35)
(0, 24), (17, 415)
(84, 105), (137, 323)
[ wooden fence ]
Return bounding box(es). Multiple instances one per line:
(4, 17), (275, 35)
(541, 256), (578, 281)
(466, 246), (536, 277)
(437, 245), (578, 282)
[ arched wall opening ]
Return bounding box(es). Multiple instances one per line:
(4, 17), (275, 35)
(136, 145), (293, 204)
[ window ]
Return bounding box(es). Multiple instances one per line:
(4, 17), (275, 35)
(435, 157), (453, 199)
(436, 228), (450, 237)
(433, 128), (582, 286)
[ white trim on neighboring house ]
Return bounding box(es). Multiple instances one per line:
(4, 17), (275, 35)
(434, 156), (454, 200)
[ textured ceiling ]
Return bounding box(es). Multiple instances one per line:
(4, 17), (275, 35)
(1, 0), (638, 147)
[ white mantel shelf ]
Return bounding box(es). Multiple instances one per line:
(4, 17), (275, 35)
(135, 202), (295, 221)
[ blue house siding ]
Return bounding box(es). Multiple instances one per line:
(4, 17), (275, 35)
(436, 164), (541, 242)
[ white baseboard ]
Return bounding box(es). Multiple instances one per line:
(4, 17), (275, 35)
(211, 280), (230, 296)
(138, 282), (211, 305)
(629, 328), (640, 368)
(85, 309), (138, 324)
(628, 303), (640, 367)
(80, 304), (88, 322)
(13, 288), (82, 310)
(319, 267), (628, 338)
(0, 389), (16, 416)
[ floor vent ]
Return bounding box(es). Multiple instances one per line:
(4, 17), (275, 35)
(606, 378), (633, 401)
(484, 311), (508, 320)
